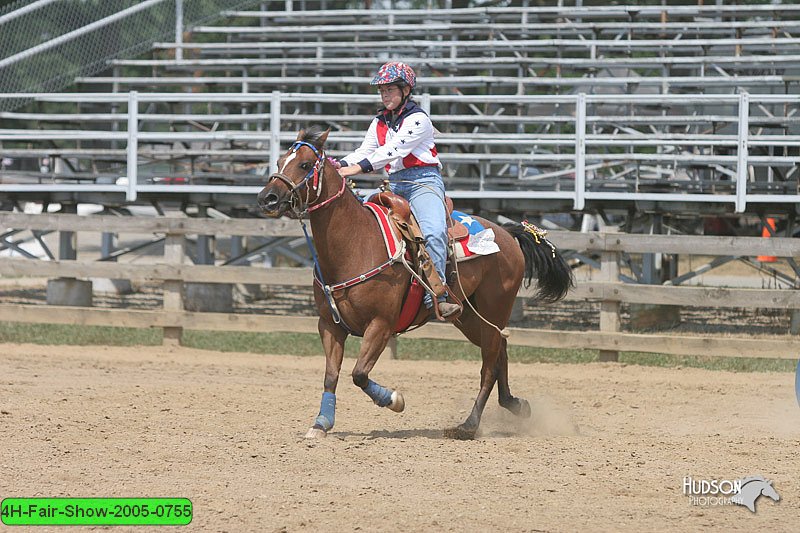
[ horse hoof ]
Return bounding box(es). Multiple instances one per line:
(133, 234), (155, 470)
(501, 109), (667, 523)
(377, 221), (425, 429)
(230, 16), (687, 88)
(443, 425), (476, 440)
(388, 391), (405, 413)
(304, 427), (327, 439)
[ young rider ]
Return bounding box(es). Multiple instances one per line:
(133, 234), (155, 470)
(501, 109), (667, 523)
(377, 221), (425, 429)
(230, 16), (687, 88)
(336, 61), (461, 319)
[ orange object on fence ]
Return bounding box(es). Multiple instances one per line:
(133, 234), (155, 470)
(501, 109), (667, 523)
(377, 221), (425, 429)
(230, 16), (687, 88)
(757, 218), (777, 263)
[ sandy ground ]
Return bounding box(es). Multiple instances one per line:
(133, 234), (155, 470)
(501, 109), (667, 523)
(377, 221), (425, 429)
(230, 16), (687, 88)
(1, 343), (798, 532)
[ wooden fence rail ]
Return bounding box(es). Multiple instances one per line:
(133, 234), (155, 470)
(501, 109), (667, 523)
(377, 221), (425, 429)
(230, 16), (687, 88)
(1, 213), (799, 359)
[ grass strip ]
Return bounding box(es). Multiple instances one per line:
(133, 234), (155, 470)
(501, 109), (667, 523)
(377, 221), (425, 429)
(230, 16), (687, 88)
(0, 322), (161, 346)
(0, 322), (794, 373)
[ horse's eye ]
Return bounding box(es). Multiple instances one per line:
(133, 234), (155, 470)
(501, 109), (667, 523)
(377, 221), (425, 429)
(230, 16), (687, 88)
(300, 162), (311, 170)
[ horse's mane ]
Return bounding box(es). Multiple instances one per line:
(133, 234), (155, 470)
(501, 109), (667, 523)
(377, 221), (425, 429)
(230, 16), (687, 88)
(301, 126), (328, 149)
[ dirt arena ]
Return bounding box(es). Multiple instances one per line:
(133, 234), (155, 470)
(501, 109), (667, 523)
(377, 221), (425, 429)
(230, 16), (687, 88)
(1, 343), (798, 532)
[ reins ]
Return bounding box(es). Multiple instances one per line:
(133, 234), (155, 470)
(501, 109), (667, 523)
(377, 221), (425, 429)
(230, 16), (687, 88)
(307, 175), (347, 212)
(269, 140), (357, 332)
(389, 178), (511, 338)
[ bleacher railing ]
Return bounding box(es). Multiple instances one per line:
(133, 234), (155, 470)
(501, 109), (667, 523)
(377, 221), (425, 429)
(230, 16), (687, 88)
(1, 91), (799, 212)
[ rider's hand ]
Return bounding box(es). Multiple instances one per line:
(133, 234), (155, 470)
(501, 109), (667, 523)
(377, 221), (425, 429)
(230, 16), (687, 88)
(338, 164), (362, 177)
(327, 157), (342, 170)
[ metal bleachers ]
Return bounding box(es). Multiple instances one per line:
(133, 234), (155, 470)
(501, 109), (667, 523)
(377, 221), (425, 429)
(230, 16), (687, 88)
(1, 1), (799, 218)
(75, 2), (800, 96)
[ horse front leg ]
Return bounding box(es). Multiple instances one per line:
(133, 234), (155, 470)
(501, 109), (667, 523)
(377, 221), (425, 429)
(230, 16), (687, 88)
(351, 321), (405, 414)
(305, 317), (348, 439)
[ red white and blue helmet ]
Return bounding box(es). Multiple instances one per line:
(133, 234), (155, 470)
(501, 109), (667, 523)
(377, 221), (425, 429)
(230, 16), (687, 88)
(370, 61), (416, 89)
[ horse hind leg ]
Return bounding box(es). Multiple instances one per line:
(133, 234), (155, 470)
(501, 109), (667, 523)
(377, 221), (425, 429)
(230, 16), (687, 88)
(446, 301), (504, 440)
(478, 245), (531, 420)
(496, 339), (531, 419)
(447, 287), (530, 440)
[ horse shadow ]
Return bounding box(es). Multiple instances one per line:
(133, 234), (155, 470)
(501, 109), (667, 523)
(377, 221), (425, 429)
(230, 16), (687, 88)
(336, 426), (534, 440)
(336, 428), (453, 440)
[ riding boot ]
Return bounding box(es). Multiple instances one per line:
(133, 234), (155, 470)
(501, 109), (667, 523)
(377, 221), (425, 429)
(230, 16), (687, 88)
(419, 250), (446, 299)
(438, 301), (462, 320)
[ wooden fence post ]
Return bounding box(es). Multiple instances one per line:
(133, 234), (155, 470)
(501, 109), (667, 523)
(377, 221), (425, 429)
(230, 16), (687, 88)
(791, 310), (800, 335)
(163, 232), (184, 345)
(599, 235), (621, 362)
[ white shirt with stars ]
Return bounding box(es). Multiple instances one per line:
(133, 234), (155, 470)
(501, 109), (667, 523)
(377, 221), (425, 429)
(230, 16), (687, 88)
(342, 108), (441, 175)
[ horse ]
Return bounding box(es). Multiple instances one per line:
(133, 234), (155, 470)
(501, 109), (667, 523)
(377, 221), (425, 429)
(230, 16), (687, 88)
(257, 127), (574, 440)
(730, 476), (780, 512)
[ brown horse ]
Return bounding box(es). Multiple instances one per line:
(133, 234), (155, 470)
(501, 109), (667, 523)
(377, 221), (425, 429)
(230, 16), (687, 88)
(257, 127), (573, 440)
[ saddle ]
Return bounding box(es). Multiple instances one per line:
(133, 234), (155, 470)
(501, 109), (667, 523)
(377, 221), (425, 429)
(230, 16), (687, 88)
(368, 190), (465, 321)
(444, 196), (469, 241)
(370, 192), (470, 248)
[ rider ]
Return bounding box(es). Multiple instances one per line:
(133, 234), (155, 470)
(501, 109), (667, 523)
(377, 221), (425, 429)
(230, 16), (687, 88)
(336, 61), (461, 319)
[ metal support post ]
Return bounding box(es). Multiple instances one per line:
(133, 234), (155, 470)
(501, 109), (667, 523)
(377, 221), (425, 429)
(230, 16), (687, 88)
(574, 93), (586, 211)
(231, 235), (244, 262)
(420, 92), (431, 114)
(642, 215), (663, 284)
(735, 91), (749, 213)
(196, 206), (214, 265)
(270, 91), (281, 174)
(59, 203), (77, 260)
(196, 234), (213, 265)
(174, 0), (183, 61)
(126, 90), (138, 202)
(101, 232), (115, 258)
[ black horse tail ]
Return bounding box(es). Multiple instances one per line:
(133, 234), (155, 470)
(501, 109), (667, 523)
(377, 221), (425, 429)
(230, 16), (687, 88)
(503, 221), (575, 303)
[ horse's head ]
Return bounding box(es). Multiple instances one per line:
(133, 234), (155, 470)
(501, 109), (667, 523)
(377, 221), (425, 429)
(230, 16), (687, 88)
(258, 127), (330, 218)
(733, 476), (781, 512)
(761, 480), (780, 502)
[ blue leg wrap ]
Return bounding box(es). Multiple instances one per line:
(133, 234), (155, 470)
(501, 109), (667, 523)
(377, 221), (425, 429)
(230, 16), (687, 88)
(363, 380), (393, 408)
(314, 392), (336, 431)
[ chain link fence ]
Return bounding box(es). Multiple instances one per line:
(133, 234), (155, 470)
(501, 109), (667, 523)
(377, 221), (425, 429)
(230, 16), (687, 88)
(0, 0), (263, 111)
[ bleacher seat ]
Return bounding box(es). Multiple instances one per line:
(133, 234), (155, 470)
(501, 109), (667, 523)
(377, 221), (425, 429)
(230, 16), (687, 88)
(2, 1), (799, 215)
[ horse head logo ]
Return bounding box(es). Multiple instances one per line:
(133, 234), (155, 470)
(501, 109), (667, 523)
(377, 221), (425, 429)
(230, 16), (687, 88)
(730, 476), (780, 513)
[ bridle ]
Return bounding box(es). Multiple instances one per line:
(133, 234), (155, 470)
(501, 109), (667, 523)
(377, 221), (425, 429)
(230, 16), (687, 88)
(267, 140), (346, 216)
(266, 139), (351, 331)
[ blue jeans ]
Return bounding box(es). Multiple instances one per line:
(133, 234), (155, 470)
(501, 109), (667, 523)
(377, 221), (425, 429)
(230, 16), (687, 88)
(389, 166), (448, 306)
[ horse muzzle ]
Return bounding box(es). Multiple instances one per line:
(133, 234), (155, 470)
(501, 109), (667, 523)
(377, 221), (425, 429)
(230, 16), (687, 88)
(257, 187), (289, 217)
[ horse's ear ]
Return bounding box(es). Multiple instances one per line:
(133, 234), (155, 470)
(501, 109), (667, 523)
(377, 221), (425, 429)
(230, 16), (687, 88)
(295, 129), (306, 141)
(315, 128), (331, 148)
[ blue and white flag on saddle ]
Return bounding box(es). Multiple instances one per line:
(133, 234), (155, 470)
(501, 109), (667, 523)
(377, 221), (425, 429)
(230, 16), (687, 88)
(451, 211), (500, 256)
